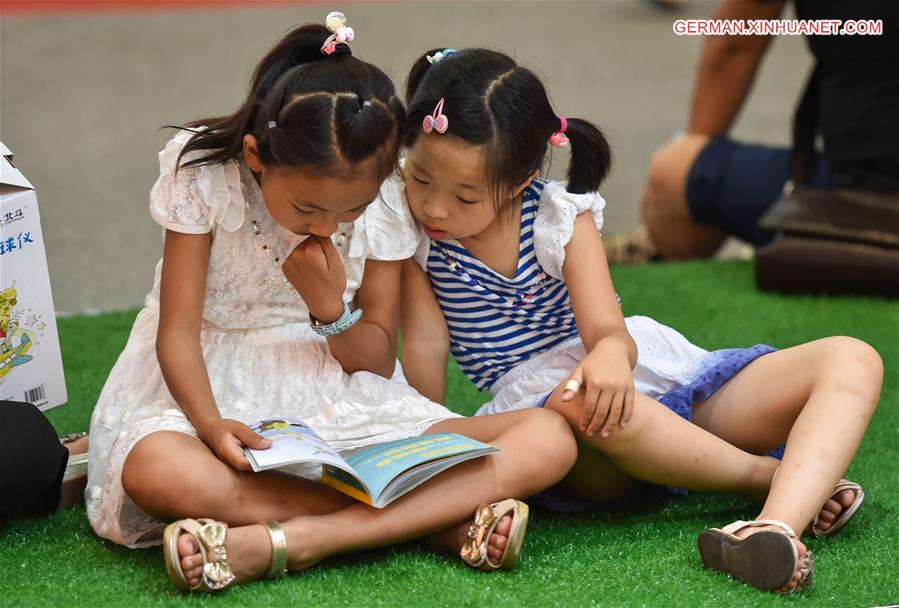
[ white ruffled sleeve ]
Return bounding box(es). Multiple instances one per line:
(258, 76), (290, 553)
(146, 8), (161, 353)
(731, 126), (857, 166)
(413, 228), (431, 271)
(148, 130), (245, 234)
(532, 180), (606, 280)
(348, 174), (421, 262)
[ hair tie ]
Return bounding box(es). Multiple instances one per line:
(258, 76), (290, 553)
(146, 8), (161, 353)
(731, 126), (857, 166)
(268, 120), (278, 129)
(549, 116), (569, 148)
(322, 11), (355, 55)
(422, 98), (449, 135)
(427, 48), (457, 65)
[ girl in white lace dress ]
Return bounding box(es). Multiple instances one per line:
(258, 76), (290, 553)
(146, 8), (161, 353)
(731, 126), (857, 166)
(397, 48), (882, 594)
(87, 22), (580, 592)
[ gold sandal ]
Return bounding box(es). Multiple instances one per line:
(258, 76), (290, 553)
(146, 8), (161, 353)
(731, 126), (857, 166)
(460, 499), (529, 571)
(162, 518), (288, 593)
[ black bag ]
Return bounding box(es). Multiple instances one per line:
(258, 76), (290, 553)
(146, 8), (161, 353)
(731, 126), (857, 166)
(755, 67), (899, 297)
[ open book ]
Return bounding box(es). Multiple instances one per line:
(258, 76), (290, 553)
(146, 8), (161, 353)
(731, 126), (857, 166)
(244, 418), (500, 508)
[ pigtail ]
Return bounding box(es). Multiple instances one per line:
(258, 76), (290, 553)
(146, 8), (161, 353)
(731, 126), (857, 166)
(167, 17), (403, 182)
(334, 94), (406, 175)
(174, 24), (334, 170)
(564, 118), (612, 194)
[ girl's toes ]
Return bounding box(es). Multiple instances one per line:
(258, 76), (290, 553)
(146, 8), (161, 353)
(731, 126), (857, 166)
(819, 508), (837, 523)
(836, 489), (857, 508)
(488, 516), (511, 548)
(485, 515), (512, 562)
(494, 515), (512, 536)
(178, 536), (200, 567)
(181, 552), (203, 573)
(489, 533), (507, 551)
(178, 534), (199, 560)
(177, 533), (205, 583)
(823, 498), (842, 514)
(487, 544), (504, 560)
(779, 568), (804, 592)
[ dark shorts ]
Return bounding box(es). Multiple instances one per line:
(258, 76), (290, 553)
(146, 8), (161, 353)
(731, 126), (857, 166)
(686, 136), (833, 246)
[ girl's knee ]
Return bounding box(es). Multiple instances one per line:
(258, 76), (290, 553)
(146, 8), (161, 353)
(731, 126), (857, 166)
(822, 336), (884, 386)
(121, 432), (205, 513)
(519, 408), (578, 474)
(588, 394), (652, 451)
(814, 337), (884, 416)
(121, 436), (168, 508)
(548, 391), (650, 452)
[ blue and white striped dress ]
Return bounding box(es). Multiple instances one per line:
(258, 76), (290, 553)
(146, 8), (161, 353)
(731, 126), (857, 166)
(425, 181), (581, 391)
(413, 178), (776, 424)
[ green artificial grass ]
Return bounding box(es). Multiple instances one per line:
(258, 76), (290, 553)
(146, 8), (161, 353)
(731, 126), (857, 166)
(2, 261), (897, 607)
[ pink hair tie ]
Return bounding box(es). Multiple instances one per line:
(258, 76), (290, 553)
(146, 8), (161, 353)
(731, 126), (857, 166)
(422, 98), (449, 134)
(321, 11), (355, 55)
(549, 116), (569, 148)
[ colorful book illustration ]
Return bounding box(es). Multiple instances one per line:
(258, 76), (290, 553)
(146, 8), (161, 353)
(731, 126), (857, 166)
(244, 418), (500, 508)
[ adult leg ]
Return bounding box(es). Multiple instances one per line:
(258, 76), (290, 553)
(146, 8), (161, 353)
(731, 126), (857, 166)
(642, 135), (825, 260)
(641, 134), (726, 259)
(691, 337), (882, 591)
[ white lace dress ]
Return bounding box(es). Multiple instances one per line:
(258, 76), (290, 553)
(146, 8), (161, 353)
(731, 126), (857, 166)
(86, 132), (460, 547)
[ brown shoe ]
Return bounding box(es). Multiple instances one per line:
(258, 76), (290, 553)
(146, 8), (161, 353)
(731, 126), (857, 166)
(602, 226), (660, 265)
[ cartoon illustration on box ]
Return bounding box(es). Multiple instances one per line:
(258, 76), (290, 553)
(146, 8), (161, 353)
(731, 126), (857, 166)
(0, 284), (42, 380)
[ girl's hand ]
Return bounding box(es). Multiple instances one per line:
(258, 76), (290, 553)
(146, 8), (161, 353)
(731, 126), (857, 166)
(282, 236), (347, 323)
(199, 418), (272, 471)
(561, 339), (635, 438)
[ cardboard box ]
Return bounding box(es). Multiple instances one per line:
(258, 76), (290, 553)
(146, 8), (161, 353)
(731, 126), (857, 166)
(0, 141), (67, 410)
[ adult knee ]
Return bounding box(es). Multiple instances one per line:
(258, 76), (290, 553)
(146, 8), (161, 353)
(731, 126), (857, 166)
(642, 135), (720, 259)
(642, 136), (704, 225)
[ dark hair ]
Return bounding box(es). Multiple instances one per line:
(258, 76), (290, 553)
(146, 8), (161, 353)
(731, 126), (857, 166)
(174, 23), (405, 179)
(404, 48), (611, 208)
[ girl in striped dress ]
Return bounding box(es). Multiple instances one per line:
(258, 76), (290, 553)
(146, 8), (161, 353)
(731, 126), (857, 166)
(395, 48), (881, 594)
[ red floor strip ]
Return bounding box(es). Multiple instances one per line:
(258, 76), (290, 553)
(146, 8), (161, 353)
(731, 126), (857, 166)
(1, 0), (358, 17)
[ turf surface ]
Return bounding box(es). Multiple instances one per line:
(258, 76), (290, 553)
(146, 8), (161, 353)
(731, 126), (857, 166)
(2, 261), (897, 607)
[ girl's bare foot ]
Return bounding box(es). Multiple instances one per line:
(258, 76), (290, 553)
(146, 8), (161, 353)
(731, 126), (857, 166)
(809, 488), (859, 535)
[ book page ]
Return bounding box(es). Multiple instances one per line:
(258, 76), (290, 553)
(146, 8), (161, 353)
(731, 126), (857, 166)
(244, 418), (356, 476)
(341, 433), (498, 505)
